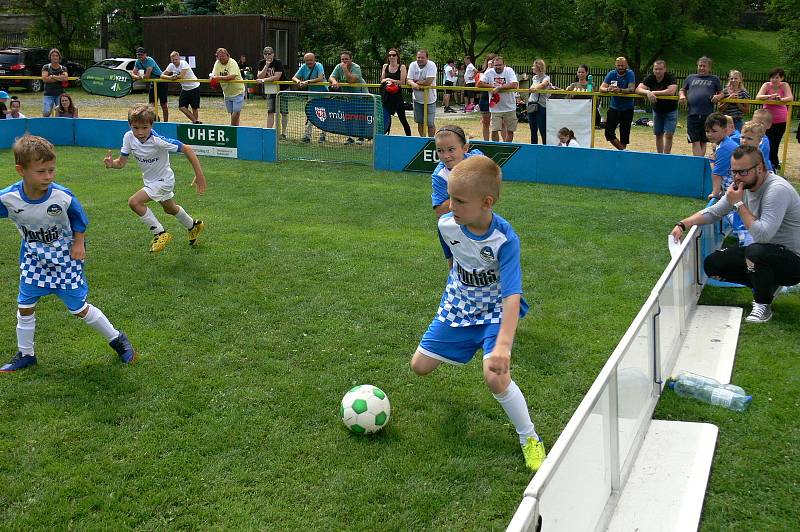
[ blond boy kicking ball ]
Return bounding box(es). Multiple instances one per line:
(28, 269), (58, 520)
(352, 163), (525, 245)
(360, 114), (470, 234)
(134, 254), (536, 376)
(104, 104), (207, 253)
(411, 155), (547, 471)
(0, 135), (135, 371)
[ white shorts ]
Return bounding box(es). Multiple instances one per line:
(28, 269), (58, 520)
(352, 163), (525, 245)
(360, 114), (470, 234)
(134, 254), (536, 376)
(143, 182), (175, 202)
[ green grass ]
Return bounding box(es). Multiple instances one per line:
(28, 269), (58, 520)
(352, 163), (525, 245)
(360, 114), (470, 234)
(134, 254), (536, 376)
(0, 147), (796, 529)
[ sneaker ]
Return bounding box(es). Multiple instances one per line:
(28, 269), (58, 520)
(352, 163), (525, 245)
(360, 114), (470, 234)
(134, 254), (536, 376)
(194, 121), (203, 124)
(745, 302), (773, 323)
(521, 437), (547, 472)
(0, 351), (37, 372)
(319, 134), (326, 143)
(445, 106), (455, 113)
(355, 138), (364, 145)
(188, 220), (205, 246)
(280, 134), (287, 140)
(109, 331), (137, 363)
(149, 231), (172, 253)
(302, 136), (311, 143)
(346, 137), (355, 144)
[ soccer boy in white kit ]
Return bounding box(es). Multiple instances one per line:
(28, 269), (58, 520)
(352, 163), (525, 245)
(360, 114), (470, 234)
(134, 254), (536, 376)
(0, 135), (135, 371)
(104, 104), (207, 253)
(411, 155), (547, 471)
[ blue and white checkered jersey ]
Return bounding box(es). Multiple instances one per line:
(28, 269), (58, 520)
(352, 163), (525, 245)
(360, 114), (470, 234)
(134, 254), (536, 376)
(121, 130), (183, 188)
(431, 149), (484, 208)
(435, 212), (529, 326)
(0, 182), (88, 289)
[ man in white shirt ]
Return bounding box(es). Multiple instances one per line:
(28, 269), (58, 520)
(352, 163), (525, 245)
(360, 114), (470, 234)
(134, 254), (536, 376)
(408, 49), (437, 137)
(443, 59), (457, 113)
(463, 56), (477, 112)
(162, 51), (202, 124)
(478, 55), (519, 142)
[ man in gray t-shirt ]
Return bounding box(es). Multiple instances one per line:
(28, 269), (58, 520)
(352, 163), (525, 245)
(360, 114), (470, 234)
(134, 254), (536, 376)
(670, 145), (800, 323)
(679, 56), (722, 157)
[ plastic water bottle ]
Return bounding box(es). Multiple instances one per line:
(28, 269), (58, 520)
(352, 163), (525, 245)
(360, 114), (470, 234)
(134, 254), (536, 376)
(668, 372), (751, 412)
(587, 74), (593, 93)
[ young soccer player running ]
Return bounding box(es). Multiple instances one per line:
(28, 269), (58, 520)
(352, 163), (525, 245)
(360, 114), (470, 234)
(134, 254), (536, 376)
(0, 135), (136, 371)
(412, 155), (547, 472)
(431, 125), (483, 217)
(104, 104), (207, 252)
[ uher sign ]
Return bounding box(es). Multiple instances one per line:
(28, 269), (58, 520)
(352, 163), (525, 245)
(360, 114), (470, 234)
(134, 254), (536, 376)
(305, 97), (376, 139)
(177, 124), (238, 158)
(80, 66), (133, 98)
(403, 141), (521, 173)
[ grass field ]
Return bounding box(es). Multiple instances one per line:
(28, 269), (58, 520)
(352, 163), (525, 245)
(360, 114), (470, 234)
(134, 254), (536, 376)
(0, 147), (797, 529)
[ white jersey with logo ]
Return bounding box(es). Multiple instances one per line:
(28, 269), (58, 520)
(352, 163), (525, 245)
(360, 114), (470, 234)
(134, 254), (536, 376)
(0, 182), (88, 289)
(480, 67), (518, 113)
(121, 130), (183, 189)
(436, 212), (529, 326)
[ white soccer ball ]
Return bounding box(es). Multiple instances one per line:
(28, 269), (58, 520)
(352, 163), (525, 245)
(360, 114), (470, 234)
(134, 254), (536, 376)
(339, 384), (391, 435)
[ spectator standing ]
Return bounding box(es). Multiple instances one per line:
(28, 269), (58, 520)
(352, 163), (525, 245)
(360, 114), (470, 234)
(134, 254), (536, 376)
(526, 58), (552, 145)
(133, 47), (169, 122)
(679, 56), (722, 156)
(162, 51), (202, 124)
(442, 59), (457, 113)
(41, 48), (68, 117)
(256, 46), (288, 132)
(566, 64), (603, 127)
(380, 48), (411, 136)
(600, 57), (636, 150)
(478, 54), (497, 141)
(329, 50), (368, 144)
(479, 55), (519, 142)
(408, 50), (437, 137)
(756, 67), (794, 171)
(636, 60), (678, 154)
(671, 145), (800, 323)
(55, 94), (78, 118)
(292, 52), (328, 143)
(463, 56), (477, 112)
(210, 48), (245, 126)
(719, 70), (750, 132)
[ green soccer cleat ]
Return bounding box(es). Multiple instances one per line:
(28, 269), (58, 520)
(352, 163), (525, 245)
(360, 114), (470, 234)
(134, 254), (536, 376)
(521, 437), (547, 472)
(149, 231), (172, 253)
(188, 220), (205, 246)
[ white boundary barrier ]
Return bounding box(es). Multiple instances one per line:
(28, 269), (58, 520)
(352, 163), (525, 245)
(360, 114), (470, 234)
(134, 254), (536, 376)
(508, 217), (727, 531)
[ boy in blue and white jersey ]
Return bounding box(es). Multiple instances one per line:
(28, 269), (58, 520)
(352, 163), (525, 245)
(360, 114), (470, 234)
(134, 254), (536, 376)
(104, 104), (207, 253)
(411, 155), (546, 472)
(0, 135), (135, 372)
(431, 125), (482, 217)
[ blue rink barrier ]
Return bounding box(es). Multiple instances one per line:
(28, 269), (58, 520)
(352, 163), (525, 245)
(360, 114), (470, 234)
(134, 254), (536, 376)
(1, 118), (276, 163)
(374, 135), (713, 199)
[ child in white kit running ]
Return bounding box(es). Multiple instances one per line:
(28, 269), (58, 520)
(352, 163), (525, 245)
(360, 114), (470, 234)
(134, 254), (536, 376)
(0, 135), (136, 371)
(411, 155), (547, 472)
(104, 104), (207, 253)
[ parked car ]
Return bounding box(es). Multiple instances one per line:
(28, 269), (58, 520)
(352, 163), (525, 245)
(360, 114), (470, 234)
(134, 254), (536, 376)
(0, 47), (85, 92)
(92, 58), (147, 92)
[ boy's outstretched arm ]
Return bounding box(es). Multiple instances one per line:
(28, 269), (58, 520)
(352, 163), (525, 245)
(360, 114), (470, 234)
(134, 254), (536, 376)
(70, 231), (86, 260)
(488, 294), (521, 376)
(182, 145), (207, 193)
(103, 150), (128, 169)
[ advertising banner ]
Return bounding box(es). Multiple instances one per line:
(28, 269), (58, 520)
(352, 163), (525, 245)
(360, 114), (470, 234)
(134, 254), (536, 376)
(80, 66), (133, 98)
(305, 97), (376, 139)
(177, 124), (238, 158)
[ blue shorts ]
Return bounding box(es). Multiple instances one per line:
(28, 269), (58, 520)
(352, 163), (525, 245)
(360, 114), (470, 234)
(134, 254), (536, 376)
(653, 109), (677, 135)
(18, 279), (89, 313)
(417, 318), (502, 365)
(43, 95), (60, 115)
(225, 93), (245, 114)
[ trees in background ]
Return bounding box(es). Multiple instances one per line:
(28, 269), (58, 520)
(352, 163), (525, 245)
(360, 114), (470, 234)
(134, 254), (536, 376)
(770, 0), (800, 71)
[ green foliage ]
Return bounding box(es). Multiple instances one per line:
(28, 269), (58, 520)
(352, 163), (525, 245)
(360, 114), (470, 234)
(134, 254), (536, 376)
(184, 0), (219, 15)
(770, 0), (800, 70)
(8, 0), (101, 56)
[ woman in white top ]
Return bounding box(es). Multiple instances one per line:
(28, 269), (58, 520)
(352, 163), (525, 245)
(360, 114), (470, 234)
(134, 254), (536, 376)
(527, 58), (552, 144)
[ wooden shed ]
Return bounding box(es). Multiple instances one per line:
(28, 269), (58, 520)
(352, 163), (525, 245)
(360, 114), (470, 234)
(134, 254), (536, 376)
(142, 14), (299, 94)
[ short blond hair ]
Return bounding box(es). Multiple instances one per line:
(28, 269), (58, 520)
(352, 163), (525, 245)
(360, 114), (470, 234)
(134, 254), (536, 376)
(742, 121), (765, 137)
(753, 108), (773, 128)
(170, 50), (181, 58)
(449, 155), (502, 201)
(13, 134), (56, 167)
(128, 103), (156, 125)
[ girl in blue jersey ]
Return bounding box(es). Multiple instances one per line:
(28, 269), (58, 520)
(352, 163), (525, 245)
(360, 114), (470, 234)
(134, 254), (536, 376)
(412, 155), (546, 472)
(431, 125), (483, 217)
(0, 135), (136, 371)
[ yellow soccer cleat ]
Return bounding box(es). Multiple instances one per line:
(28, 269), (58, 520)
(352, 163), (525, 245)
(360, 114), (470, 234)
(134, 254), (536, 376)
(149, 231), (172, 253)
(188, 220), (205, 246)
(521, 437), (547, 472)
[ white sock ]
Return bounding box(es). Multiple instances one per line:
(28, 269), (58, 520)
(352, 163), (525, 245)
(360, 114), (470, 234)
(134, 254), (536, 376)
(174, 206), (195, 229)
(82, 305), (119, 341)
(16, 311), (35, 356)
(139, 208), (164, 235)
(493, 380), (539, 445)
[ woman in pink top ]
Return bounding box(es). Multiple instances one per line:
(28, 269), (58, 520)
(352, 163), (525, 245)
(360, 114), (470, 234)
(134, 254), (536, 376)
(756, 67), (794, 170)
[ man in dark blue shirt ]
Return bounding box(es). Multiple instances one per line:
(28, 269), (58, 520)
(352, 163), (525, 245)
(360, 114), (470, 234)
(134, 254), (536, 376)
(600, 57), (636, 150)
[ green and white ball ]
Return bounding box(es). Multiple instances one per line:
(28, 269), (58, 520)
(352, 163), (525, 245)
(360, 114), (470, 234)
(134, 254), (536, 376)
(339, 385), (391, 435)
